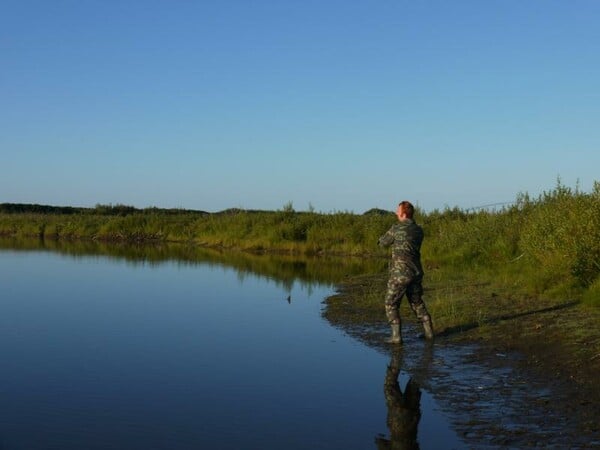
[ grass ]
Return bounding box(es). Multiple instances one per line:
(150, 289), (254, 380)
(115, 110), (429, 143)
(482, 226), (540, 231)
(1, 179), (599, 304)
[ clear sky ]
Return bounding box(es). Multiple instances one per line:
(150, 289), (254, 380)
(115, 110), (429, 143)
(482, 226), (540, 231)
(2, 1), (599, 213)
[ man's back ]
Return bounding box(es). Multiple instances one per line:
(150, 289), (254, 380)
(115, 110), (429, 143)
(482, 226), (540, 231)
(379, 219), (423, 266)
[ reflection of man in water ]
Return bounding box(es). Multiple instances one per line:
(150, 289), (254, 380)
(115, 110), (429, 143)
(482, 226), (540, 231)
(375, 349), (422, 450)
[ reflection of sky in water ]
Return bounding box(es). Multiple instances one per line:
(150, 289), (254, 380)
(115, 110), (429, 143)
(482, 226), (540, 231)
(0, 249), (459, 449)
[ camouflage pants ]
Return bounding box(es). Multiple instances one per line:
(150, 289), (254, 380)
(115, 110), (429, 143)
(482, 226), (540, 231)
(384, 271), (430, 325)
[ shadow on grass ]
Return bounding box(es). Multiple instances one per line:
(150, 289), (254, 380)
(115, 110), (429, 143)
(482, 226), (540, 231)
(436, 300), (579, 338)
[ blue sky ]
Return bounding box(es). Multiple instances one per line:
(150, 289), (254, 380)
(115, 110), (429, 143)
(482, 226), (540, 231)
(2, 1), (599, 212)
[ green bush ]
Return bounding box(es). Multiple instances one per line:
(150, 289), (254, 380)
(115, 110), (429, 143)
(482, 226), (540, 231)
(520, 181), (600, 287)
(1, 179), (600, 305)
(582, 277), (600, 307)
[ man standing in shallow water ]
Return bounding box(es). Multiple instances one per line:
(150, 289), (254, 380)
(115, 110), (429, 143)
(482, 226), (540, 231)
(378, 201), (434, 344)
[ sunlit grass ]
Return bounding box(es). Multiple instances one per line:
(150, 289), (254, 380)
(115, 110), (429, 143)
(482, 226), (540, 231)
(1, 179), (599, 304)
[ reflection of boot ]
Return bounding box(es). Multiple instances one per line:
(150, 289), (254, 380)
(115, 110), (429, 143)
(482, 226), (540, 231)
(422, 315), (434, 340)
(386, 323), (402, 344)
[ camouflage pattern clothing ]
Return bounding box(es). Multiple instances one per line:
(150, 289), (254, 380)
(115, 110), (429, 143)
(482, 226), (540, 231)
(378, 219), (431, 327)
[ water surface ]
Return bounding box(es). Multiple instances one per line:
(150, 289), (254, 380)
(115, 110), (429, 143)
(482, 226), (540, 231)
(0, 242), (460, 449)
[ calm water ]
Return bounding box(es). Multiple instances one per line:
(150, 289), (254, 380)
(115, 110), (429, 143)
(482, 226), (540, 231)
(0, 244), (461, 449)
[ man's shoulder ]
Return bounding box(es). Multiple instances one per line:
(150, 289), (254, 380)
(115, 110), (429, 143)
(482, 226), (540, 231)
(399, 220), (424, 239)
(396, 219), (419, 229)
(389, 222), (405, 233)
(388, 220), (422, 235)
(404, 219), (422, 229)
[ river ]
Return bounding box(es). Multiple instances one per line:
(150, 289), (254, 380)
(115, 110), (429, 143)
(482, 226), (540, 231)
(0, 240), (462, 449)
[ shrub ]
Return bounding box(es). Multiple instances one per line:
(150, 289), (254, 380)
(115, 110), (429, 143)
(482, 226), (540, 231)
(520, 181), (600, 287)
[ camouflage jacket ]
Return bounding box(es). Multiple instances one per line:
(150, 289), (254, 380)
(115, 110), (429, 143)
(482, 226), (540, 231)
(378, 219), (424, 275)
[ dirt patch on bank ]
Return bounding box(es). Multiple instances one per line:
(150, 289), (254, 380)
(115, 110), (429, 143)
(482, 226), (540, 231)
(323, 274), (600, 448)
(465, 302), (600, 440)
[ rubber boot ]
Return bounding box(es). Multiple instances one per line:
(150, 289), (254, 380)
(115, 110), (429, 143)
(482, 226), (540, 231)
(422, 315), (434, 340)
(386, 323), (402, 344)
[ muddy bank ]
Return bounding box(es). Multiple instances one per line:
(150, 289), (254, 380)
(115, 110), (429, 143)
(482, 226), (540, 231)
(323, 275), (600, 448)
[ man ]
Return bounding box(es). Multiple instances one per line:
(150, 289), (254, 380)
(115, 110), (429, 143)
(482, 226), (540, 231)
(378, 201), (434, 344)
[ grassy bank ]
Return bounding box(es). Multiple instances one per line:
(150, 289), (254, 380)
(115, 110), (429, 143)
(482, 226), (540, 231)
(324, 180), (600, 364)
(321, 181), (600, 435)
(2, 180), (599, 304)
(0, 203), (395, 256)
(421, 180), (600, 307)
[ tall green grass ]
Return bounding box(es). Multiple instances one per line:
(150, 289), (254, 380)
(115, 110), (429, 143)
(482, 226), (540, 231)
(421, 180), (600, 306)
(0, 208), (396, 255)
(1, 180), (599, 304)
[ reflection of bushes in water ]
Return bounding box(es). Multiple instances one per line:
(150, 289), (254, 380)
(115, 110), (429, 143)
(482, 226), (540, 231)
(0, 237), (387, 290)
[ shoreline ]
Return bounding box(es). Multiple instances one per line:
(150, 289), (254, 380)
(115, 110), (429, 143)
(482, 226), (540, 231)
(322, 273), (600, 446)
